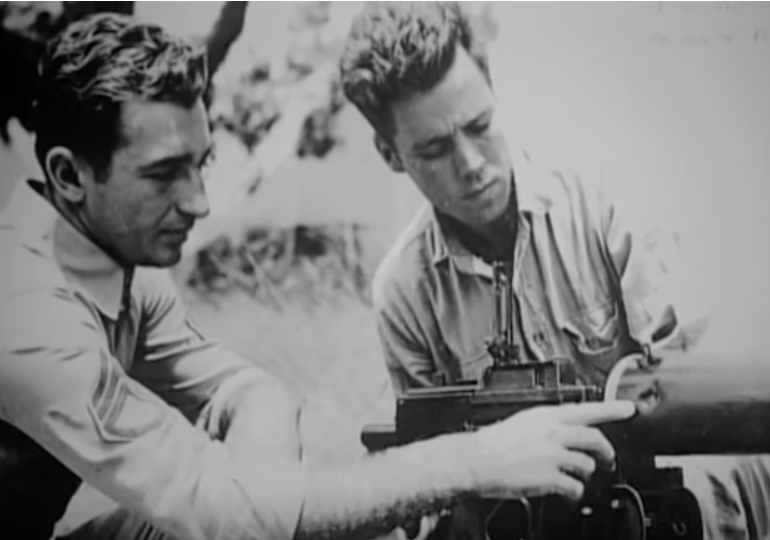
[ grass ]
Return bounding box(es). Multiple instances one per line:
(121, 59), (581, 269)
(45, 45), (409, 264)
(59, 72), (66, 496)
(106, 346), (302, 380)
(180, 286), (397, 464)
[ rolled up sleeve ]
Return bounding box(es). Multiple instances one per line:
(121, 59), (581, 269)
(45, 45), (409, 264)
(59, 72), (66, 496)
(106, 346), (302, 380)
(0, 288), (304, 540)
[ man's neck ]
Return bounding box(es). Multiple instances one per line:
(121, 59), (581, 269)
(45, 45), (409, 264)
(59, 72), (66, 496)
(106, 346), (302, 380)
(42, 181), (133, 272)
(442, 182), (518, 264)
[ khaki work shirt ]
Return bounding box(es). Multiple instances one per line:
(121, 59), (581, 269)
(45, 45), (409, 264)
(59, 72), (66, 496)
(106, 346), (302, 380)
(373, 147), (709, 394)
(0, 180), (303, 540)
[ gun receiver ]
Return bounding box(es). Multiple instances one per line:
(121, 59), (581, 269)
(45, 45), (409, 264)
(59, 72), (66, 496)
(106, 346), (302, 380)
(393, 359), (601, 445)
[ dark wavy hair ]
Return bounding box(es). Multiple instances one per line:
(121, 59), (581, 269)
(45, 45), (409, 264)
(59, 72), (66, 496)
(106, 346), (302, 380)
(339, 1), (491, 139)
(33, 12), (208, 180)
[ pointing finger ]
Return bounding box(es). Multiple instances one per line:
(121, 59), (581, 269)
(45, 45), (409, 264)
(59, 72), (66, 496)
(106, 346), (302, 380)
(554, 400), (636, 426)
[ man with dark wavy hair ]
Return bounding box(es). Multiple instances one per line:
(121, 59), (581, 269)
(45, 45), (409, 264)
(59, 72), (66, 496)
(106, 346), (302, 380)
(0, 11), (637, 540)
(340, 2), (770, 540)
(0, 12), (303, 540)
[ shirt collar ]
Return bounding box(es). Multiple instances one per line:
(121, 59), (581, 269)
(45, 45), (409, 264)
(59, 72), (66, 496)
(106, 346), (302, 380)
(429, 144), (552, 267)
(1, 179), (129, 320)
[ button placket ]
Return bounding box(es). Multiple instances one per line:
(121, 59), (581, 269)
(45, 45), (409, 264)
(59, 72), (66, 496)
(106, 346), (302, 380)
(518, 274), (547, 362)
(113, 269), (137, 368)
(514, 223), (549, 363)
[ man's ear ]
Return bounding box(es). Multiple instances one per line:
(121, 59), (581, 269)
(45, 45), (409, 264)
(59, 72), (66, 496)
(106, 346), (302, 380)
(45, 147), (88, 204)
(374, 134), (405, 173)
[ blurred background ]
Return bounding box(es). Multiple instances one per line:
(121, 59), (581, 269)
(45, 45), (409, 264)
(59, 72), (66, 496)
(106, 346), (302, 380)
(1, 1), (769, 533)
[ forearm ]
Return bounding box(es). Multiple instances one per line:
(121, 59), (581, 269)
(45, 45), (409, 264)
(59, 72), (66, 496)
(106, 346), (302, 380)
(296, 431), (478, 540)
(223, 375), (303, 460)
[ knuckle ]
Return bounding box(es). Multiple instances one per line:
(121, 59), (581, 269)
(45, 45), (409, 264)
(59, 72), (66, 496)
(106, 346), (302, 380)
(588, 427), (613, 451)
(560, 478), (584, 501)
(587, 426), (606, 443)
(598, 439), (616, 459)
(583, 456), (597, 476)
(543, 446), (563, 465)
(545, 421), (564, 436)
(552, 477), (570, 498)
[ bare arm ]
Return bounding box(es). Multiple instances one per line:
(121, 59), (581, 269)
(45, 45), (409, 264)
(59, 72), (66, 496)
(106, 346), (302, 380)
(295, 401), (636, 540)
(218, 376), (303, 461)
(296, 431), (474, 540)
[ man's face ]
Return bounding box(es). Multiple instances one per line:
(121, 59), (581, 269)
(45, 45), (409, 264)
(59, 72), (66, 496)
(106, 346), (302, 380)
(83, 99), (212, 267)
(385, 47), (512, 229)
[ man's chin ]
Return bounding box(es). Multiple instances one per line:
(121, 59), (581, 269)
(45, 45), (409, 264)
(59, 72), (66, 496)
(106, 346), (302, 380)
(464, 196), (509, 228)
(141, 247), (183, 268)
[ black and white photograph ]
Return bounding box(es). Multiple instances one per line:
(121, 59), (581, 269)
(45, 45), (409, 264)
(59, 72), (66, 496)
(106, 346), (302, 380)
(1, 1), (769, 539)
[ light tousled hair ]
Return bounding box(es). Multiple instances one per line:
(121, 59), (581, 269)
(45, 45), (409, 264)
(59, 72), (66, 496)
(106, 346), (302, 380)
(339, 1), (492, 139)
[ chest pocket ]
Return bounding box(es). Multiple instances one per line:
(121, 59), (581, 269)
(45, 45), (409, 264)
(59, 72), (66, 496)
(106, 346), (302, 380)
(561, 300), (624, 382)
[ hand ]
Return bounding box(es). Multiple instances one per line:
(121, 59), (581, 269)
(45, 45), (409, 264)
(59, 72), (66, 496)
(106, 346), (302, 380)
(376, 514), (441, 540)
(470, 400), (636, 502)
(395, 514), (441, 540)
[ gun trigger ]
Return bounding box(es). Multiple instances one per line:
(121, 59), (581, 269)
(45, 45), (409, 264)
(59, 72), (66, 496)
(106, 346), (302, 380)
(636, 379), (662, 415)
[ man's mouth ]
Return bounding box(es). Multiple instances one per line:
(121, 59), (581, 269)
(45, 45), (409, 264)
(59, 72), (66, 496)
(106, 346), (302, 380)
(162, 227), (192, 242)
(464, 180), (496, 200)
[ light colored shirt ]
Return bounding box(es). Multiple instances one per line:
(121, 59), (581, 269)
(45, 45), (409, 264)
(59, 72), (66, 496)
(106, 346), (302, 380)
(0, 180), (303, 540)
(373, 146), (709, 395)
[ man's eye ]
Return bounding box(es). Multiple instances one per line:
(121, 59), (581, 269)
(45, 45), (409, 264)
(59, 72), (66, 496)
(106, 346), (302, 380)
(419, 143), (450, 161)
(467, 120), (491, 136)
(199, 152), (215, 171)
(148, 169), (182, 182)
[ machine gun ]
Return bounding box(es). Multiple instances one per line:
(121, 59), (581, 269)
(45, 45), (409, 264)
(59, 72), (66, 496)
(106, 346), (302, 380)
(361, 262), (770, 540)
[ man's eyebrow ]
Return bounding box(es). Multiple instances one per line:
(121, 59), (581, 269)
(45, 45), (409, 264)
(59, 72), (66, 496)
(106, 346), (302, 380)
(412, 110), (493, 153)
(463, 109), (492, 128)
(137, 154), (191, 174)
(412, 132), (453, 153)
(137, 145), (214, 173)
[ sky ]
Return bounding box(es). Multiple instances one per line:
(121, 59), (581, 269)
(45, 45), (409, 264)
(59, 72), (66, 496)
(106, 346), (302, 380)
(485, 2), (770, 354)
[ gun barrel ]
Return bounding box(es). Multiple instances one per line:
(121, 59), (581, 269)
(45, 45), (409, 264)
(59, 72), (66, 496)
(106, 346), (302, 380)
(606, 352), (770, 455)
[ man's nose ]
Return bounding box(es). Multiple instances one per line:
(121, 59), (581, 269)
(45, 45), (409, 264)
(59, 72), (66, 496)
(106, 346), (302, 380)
(455, 135), (484, 180)
(177, 171), (210, 219)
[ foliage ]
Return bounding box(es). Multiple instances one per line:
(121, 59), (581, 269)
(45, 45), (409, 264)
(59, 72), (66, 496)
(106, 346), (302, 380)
(196, 2), (362, 303)
(187, 224), (370, 308)
(208, 2), (346, 156)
